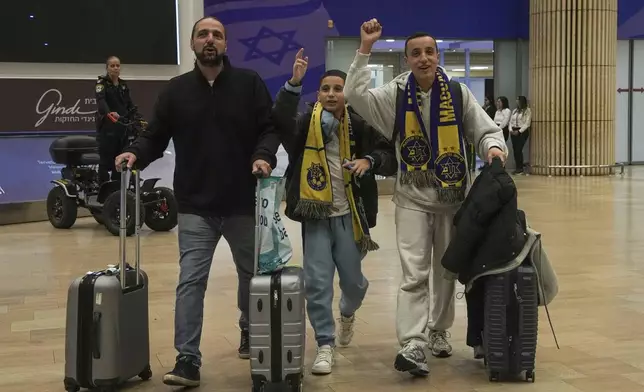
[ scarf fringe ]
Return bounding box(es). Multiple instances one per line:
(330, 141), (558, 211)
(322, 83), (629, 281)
(358, 235), (380, 253)
(400, 171), (434, 188)
(294, 200), (335, 220)
(436, 187), (466, 204)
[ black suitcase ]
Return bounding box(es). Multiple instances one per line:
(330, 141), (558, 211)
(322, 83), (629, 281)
(483, 262), (538, 383)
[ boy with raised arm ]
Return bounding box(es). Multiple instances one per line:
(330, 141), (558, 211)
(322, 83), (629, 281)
(271, 48), (397, 375)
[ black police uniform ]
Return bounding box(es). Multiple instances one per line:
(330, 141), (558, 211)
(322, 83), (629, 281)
(95, 75), (136, 182)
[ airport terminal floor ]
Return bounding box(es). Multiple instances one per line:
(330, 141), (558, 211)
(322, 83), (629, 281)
(1, 168), (644, 392)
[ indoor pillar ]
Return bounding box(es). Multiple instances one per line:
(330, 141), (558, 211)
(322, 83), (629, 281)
(178, 0), (205, 74)
(529, 0), (617, 176)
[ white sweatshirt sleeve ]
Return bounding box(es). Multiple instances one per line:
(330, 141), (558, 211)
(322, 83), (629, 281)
(459, 83), (507, 158)
(343, 51), (398, 140)
(519, 108), (532, 133)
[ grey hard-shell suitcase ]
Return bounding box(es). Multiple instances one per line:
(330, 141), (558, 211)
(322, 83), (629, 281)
(249, 174), (305, 392)
(63, 166), (151, 392)
(483, 262), (538, 383)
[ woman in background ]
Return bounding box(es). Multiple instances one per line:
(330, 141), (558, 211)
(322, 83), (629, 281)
(482, 95), (496, 119)
(508, 96), (531, 174)
(494, 96), (511, 141)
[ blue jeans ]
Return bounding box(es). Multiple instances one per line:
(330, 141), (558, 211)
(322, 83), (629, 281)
(174, 213), (255, 367)
(303, 213), (369, 347)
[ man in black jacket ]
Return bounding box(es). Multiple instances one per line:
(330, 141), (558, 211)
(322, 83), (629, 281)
(271, 49), (396, 375)
(115, 16), (280, 387)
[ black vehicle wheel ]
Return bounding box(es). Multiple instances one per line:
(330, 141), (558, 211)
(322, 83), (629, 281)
(144, 187), (178, 232)
(47, 186), (77, 229)
(90, 209), (104, 224)
(138, 364), (152, 380)
(102, 191), (145, 236)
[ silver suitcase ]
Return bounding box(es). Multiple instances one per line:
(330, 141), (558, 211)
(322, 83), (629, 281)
(64, 166), (151, 392)
(249, 175), (305, 392)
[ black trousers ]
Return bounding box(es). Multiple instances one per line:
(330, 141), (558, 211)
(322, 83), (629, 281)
(510, 129), (530, 171)
(97, 127), (127, 183)
(500, 125), (509, 141)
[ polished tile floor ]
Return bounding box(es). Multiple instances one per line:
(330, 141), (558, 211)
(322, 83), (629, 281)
(1, 168), (643, 391)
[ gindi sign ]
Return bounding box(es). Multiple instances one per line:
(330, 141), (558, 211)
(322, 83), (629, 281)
(0, 79), (167, 133)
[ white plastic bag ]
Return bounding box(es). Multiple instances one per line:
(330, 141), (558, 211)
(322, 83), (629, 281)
(256, 176), (292, 274)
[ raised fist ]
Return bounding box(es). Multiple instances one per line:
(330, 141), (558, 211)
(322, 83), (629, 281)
(290, 48), (308, 85)
(360, 18), (382, 44)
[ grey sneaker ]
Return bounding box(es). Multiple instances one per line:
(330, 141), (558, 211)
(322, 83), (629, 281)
(473, 345), (485, 359)
(428, 330), (453, 358)
(394, 343), (429, 376)
(337, 314), (355, 346)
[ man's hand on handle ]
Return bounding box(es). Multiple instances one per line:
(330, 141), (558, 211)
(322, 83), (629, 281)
(115, 152), (137, 171)
(359, 18), (382, 54)
(487, 147), (506, 165)
(252, 159), (271, 178)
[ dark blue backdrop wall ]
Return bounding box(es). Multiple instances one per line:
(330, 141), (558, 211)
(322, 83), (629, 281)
(205, 0), (644, 102)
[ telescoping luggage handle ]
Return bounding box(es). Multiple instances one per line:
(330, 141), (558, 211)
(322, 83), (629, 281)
(252, 170), (264, 277)
(119, 161), (141, 290)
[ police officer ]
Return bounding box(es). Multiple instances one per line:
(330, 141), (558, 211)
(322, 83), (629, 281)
(95, 55), (137, 183)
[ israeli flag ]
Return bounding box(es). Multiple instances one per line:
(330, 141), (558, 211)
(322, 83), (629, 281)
(205, 0), (338, 173)
(205, 0), (338, 101)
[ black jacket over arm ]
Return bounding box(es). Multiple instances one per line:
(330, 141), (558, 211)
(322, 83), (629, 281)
(123, 57), (280, 217)
(271, 85), (397, 227)
(441, 158), (528, 285)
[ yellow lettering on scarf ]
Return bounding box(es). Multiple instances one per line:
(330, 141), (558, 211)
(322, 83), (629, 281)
(437, 74), (456, 122)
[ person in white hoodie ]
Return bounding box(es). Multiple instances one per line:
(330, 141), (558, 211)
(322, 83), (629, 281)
(343, 19), (507, 377)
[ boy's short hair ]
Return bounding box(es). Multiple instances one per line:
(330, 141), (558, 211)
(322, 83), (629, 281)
(404, 32), (438, 55)
(319, 69), (347, 86)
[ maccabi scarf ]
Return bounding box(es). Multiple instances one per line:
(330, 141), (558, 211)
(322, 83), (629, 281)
(397, 67), (467, 203)
(295, 102), (378, 252)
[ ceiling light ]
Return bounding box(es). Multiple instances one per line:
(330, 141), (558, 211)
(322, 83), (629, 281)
(470, 66), (489, 70)
(452, 68), (465, 72)
(436, 39), (443, 43)
(389, 49), (393, 52)
(385, 39), (395, 42)
(387, 65), (394, 68)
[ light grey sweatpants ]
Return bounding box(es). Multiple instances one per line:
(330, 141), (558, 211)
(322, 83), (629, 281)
(395, 205), (456, 348)
(303, 213), (369, 347)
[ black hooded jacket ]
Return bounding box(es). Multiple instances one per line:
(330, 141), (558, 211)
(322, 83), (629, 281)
(271, 85), (397, 227)
(441, 158), (528, 284)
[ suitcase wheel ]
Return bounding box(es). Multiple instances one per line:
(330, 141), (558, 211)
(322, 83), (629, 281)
(63, 378), (80, 392)
(138, 364), (153, 381)
(525, 370), (535, 383)
(488, 371), (499, 382)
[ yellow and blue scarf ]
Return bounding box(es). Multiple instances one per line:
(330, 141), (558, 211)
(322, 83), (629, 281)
(294, 102), (378, 252)
(397, 68), (467, 203)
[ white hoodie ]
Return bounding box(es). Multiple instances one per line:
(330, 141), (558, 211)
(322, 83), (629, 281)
(344, 51), (507, 213)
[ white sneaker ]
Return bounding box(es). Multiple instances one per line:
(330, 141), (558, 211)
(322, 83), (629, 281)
(337, 314), (355, 346)
(311, 345), (334, 375)
(428, 330), (453, 358)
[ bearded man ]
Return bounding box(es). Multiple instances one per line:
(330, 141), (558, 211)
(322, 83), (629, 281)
(116, 16), (280, 387)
